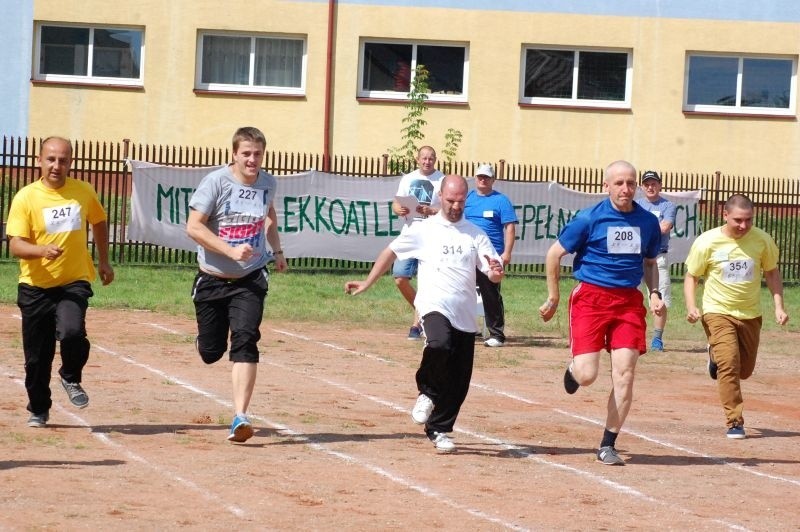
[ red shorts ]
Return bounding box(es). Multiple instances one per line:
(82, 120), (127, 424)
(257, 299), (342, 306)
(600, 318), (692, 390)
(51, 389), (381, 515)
(568, 282), (647, 356)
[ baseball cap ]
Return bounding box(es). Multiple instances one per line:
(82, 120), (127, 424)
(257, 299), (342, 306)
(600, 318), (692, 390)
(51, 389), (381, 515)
(641, 170), (661, 183)
(475, 163), (495, 178)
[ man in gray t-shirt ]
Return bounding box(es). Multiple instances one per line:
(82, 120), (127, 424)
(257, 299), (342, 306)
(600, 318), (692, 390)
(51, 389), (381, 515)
(187, 126), (287, 444)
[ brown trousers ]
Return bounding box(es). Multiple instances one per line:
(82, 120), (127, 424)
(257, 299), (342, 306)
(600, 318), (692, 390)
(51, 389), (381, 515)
(702, 313), (762, 428)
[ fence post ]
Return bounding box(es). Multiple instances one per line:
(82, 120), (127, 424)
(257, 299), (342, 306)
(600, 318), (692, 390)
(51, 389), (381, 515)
(498, 159), (506, 180)
(713, 170), (722, 227)
(119, 139), (132, 264)
(381, 153), (388, 175)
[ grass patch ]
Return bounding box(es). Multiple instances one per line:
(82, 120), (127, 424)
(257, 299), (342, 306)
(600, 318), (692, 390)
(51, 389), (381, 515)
(0, 261), (797, 345)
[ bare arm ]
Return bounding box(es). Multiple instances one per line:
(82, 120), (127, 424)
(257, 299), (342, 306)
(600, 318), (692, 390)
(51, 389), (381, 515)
(539, 241), (568, 322)
(501, 222), (516, 266)
(91, 220), (114, 285)
(659, 220), (673, 236)
(344, 247), (398, 296)
(9, 236), (63, 260)
(642, 257), (659, 293)
(643, 257), (664, 316)
(684, 272), (702, 323)
(265, 203), (288, 272)
(764, 268), (789, 325)
(186, 208), (254, 262)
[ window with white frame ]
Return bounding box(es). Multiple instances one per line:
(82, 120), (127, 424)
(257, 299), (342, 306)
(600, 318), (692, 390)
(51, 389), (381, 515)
(196, 32), (306, 95)
(358, 40), (468, 102)
(34, 23), (144, 86)
(520, 47), (632, 108)
(684, 53), (796, 116)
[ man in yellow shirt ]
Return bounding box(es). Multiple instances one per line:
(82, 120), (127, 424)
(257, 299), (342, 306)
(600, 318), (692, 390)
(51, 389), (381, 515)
(7, 137), (114, 428)
(684, 194), (788, 439)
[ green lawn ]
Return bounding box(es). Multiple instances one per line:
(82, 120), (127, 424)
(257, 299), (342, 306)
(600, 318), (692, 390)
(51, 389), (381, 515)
(0, 261), (796, 341)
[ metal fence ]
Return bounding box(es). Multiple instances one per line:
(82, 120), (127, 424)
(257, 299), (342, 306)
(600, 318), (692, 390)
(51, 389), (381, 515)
(2, 136), (799, 279)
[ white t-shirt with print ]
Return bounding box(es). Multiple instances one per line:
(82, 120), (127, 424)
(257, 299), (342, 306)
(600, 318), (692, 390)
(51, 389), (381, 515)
(395, 169), (445, 226)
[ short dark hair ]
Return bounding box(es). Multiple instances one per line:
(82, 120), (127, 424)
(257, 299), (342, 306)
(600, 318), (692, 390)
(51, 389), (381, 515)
(725, 193), (754, 212)
(232, 127), (266, 152)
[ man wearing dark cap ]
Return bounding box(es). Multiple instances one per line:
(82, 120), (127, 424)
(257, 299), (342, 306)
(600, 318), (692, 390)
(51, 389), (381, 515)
(635, 171), (676, 351)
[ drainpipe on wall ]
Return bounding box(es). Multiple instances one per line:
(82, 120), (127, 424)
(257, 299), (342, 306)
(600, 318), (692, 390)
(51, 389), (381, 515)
(322, 0), (336, 172)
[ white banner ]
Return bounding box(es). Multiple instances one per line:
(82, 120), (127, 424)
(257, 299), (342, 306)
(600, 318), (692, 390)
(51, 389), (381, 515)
(129, 161), (702, 265)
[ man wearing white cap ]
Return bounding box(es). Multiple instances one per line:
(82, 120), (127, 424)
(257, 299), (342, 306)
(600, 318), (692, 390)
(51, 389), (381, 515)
(464, 164), (518, 347)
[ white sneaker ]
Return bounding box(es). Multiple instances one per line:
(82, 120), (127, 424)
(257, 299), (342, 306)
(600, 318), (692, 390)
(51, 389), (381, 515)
(430, 432), (456, 453)
(483, 337), (504, 347)
(411, 394), (434, 424)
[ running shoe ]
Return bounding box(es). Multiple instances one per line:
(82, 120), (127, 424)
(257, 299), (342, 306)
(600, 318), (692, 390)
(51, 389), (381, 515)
(407, 326), (423, 340)
(27, 411), (49, 428)
(726, 425), (746, 439)
(563, 366), (579, 394)
(429, 431), (456, 453)
(61, 378), (89, 409)
(411, 394), (434, 425)
(597, 446), (625, 465)
(227, 414), (254, 443)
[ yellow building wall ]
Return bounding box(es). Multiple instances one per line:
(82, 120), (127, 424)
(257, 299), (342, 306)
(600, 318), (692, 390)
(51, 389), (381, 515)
(29, 1), (800, 178)
(30, 0), (328, 153)
(329, 5), (800, 178)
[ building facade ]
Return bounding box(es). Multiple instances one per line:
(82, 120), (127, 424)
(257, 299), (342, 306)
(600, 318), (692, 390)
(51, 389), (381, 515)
(20, 0), (800, 178)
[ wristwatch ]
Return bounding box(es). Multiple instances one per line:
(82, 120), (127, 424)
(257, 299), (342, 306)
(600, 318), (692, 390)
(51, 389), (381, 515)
(649, 289), (662, 299)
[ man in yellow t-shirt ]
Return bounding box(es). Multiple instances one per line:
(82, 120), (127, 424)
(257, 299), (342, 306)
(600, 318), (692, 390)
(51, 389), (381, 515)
(684, 194), (788, 439)
(6, 137), (114, 428)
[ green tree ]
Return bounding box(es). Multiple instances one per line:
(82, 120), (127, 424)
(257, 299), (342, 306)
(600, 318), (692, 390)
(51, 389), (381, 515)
(387, 65), (463, 174)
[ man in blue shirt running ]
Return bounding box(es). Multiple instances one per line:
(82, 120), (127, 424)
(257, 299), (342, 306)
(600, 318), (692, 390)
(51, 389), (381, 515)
(539, 160), (664, 465)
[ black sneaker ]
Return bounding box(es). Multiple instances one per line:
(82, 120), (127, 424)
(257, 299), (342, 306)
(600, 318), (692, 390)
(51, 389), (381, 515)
(27, 411), (49, 428)
(563, 366), (579, 394)
(707, 345), (718, 380)
(61, 378), (89, 409)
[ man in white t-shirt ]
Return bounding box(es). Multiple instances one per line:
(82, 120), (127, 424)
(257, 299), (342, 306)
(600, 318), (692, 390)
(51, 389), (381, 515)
(391, 146), (445, 340)
(346, 175), (504, 453)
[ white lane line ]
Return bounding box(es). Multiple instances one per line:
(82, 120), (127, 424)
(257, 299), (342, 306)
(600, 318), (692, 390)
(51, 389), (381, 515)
(272, 328), (396, 364)
(265, 359), (653, 502)
(262, 359), (749, 531)
(145, 323), (183, 335)
(0, 312), (772, 530)
(272, 329), (800, 489)
(91, 345), (528, 531)
(614, 420), (800, 488)
(139, 320), (763, 529)
(0, 368), (246, 519)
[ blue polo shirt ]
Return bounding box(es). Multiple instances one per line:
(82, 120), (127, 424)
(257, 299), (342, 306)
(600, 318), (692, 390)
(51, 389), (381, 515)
(558, 198), (661, 288)
(464, 189), (518, 254)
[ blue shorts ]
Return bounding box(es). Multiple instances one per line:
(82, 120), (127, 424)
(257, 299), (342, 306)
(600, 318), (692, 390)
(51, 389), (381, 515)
(392, 258), (418, 278)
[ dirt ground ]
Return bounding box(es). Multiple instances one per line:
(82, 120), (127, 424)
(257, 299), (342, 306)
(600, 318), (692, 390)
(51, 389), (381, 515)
(1, 305), (798, 531)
